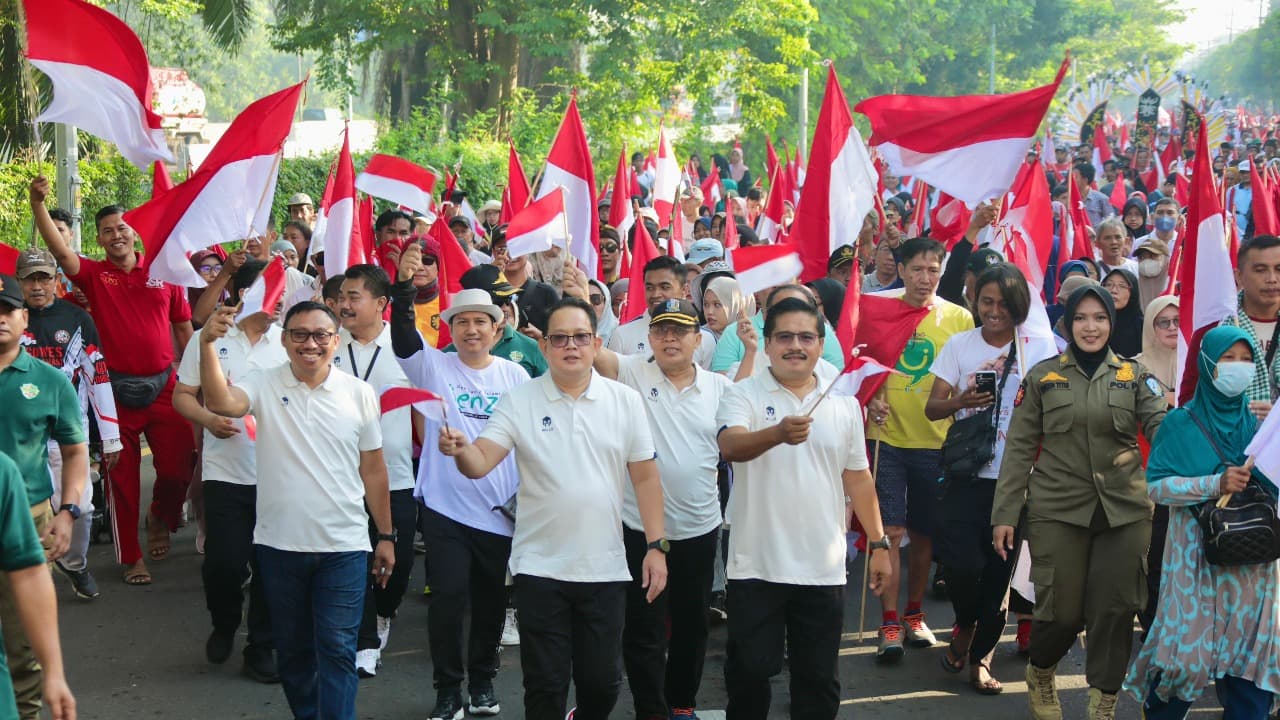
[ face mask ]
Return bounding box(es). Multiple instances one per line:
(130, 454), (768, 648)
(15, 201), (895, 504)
(1211, 360), (1256, 397)
(1154, 216), (1177, 233)
(1138, 259), (1165, 278)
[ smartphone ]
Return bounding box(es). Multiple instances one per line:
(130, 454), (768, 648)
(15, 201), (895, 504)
(974, 370), (998, 397)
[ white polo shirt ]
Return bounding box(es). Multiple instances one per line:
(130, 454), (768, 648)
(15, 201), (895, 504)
(176, 324), (287, 485)
(237, 364), (383, 553)
(717, 366), (869, 586)
(616, 355), (729, 540)
(396, 343), (529, 536)
(335, 323), (414, 492)
(607, 313), (718, 369)
(480, 371), (656, 582)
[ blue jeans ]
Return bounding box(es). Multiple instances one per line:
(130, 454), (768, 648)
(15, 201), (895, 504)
(1144, 674), (1274, 720)
(256, 546), (367, 720)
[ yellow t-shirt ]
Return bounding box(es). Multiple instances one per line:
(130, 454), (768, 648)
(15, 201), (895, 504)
(413, 296), (441, 349)
(876, 291), (975, 450)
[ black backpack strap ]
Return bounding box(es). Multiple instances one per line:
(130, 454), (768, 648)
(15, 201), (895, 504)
(1185, 410), (1230, 467)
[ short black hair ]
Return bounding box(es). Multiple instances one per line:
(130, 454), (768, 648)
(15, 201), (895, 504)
(227, 259), (267, 304)
(763, 297), (825, 338)
(1238, 234), (1280, 266)
(1153, 197), (1179, 211)
(95, 204), (128, 229)
(897, 236), (946, 265)
(375, 209), (413, 233)
(746, 188), (763, 202)
(321, 275), (345, 301)
(1073, 162), (1096, 185)
(643, 255), (686, 285)
(973, 263), (1031, 326)
(283, 220), (312, 242)
(283, 300), (339, 330)
(546, 296), (598, 334)
(631, 152), (644, 163)
(49, 208), (73, 226)
(342, 264), (391, 299)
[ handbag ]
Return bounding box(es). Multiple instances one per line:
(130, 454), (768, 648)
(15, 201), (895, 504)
(941, 350), (1017, 479)
(108, 368), (171, 409)
(1185, 411), (1280, 567)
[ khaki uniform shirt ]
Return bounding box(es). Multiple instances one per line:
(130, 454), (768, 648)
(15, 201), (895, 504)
(993, 349), (1167, 529)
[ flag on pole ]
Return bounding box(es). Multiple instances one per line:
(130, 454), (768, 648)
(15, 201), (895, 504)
(235, 255), (288, 320)
(356, 154), (438, 218)
(1245, 406), (1280, 489)
(1065, 170), (1094, 261)
(1109, 169), (1128, 211)
(651, 125), (681, 227)
(929, 192), (972, 249)
(701, 168), (724, 214)
(501, 141), (532, 224)
(1092, 127), (1113, 184)
(758, 163), (788, 243)
(790, 65), (879, 282)
(0, 242), (19, 275)
(1249, 161), (1279, 236)
(124, 82), (304, 288)
(380, 386), (447, 421)
(844, 294), (931, 403)
(828, 255), (897, 400)
(608, 149), (636, 238)
(620, 218), (662, 323)
(23, 0), (172, 169)
(505, 188), (568, 258)
(152, 161), (173, 197)
(855, 57), (1069, 206)
(315, 127), (364, 279)
(990, 161), (1061, 361)
(732, 244), (802, 298)
(536, 96), (600, 278)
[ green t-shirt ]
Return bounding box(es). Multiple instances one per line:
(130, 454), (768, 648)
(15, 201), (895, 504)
(444, 325), (547, 378)
(0, 348), (86, 504)
(0, 451), (47, 720)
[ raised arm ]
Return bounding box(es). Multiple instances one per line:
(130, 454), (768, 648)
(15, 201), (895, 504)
(192, 250), (246, 327)
(29, 176), (79, 276)
(198, 307), (251, 418)
(390, 243), (426, 359)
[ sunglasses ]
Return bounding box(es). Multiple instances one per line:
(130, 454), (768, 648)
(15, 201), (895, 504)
(589, 294), (605, 305)
(422, 256), (438, 266)
(198, 263), (223, 274)
(546, 332), (594, 348)
(601, 243), (619, 253)
(769, 331), (820, 347)
(1153, 317), (1179, 330)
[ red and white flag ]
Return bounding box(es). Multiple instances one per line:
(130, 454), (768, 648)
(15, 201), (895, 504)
(700, 168), (724, 214)
(991, 162), (1061, 359)
(1065, 170), (1094, 261)
(855, 57), (1068, 206)
(732, 244), (802, 298)
(356, 154), (437, 218)
(380, 386), (446, 422)
(235, 256), (288, 320)
(501, 141), (532, 224)
(152, 161), (173, 197)
(929, 192), (972, 249)
(0, 242), (19, 275)
(125, 82), (303, 288)
(506, 188), (568, 258)
(830, 253), (896, 400)
(758, 163), (788, 243)
(620, 217), (662, 323)
(457, 196), (487, 239)
(651, 125), (681, 227)
(1091, 125), (1113, 184)
(1245, 405), (1280, 488)
(790, 66), (879, 281)
(840, 294), (931, 404)
(608, 149), (636, 238)
(536, 96), (600, 278)
(314, 127), (364, 279)
(23, 0), (172, 169)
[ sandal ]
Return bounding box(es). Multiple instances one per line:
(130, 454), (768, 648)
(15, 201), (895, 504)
(146, 514), (170, 561)
(940, 643), (966, 673)
(970, 663), (1003, 695)
(123, 563), (152, 586)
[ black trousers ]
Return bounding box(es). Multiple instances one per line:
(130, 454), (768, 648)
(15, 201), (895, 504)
(725, 579), (844, 720)
(420, 505), (512, 691)
(622, 526), (718, 717)
(514, 574), (626, 720)
(356, 489), (418, 651)
(202, 480), (271, 650)
(932, 477), (1018, 663)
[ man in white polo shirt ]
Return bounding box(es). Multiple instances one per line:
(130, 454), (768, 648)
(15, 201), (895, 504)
(198, 300), (395, 720)
(439, 297), (668, 720)
(390, 243), (530, 720)
(717, 297), (892, 720)
(174, 259), (287, 683)
(607, 255), (717, 368)
(333, 264), (419, 680)
(589, 294), (730, 720)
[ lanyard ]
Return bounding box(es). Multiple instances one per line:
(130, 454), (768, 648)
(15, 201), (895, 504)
(348, 344), (382, 382)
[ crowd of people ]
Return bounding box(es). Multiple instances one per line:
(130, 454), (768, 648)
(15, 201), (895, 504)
(0, 124), (1279, 720)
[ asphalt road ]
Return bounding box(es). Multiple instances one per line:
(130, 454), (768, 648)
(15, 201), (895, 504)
(52, 466), (1225, 719)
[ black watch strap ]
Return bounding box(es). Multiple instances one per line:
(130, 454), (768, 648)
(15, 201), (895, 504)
(646, 538), (670, 554)
(376, 531), (398, 543)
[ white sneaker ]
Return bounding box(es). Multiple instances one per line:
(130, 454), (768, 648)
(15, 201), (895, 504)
(376, 615), (392, 651)
(500, 608), (520, 646)
(355, 648), (379, 678)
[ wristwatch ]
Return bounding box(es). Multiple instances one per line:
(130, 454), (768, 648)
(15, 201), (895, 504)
(58, 504), (81, 521)
(376, 530), (398, 543)
(867, 535), (891, 553)
(646, 538), (671, 554)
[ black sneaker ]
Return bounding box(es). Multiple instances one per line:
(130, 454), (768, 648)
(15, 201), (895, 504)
(54, 561), (100, 600)
(242, 645), (280, 684)
(931, 564), (949, 600)
(468, 683), (500, 715)
(206, 629), (234, 664)
(707, 591), (728, 624)
(430, 691), (465, 720)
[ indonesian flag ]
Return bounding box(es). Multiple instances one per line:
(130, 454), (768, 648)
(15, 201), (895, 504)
(1109, 168), (1128, 211)
(855, 57), (1068, 206)
(356, 154), (437, 218)
(732, 244), (802, 298)
(608, 149), (636, 238)
(991, 161), (1059, 359)
(668, 203), (686, 260)
(1176, 118), (1238, 405)
(235, 255), (287, 320)
(125, 82), (303, 288)
(457, 197), (487, 238)
(23, 0), (172, 169)
(794, 146), (806, 191)
(315, 127), (363, 279)
(1065, 170), (1093, 261)
(620, 217), (662, 323)
(506, 188), (568, 258)
(152, 161), (173, 197)
(380, 386), (446, 422)
(1249, 160), (1279, 236)
(791, 65), (879, 282)
(501, 141), (532, 224)
(831, 257), (894, 401)
(1092, 127), (1113, 184)
(0, 242), (18, 275)
(536, 96), (600, 279)
(651, 125), (681, 227)
(701, 168), (723, 213)
(758, 163), (788, 243)
(722, 201), (741, 250)
(845, 294), (931, 403)
(425, 215), (474, 349)
(765, 137), (782, 193)
(906, 180), (930, 236)
(929, 192), (972, 249)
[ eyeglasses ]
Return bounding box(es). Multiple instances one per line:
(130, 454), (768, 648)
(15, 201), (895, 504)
(546, 332), (594, 348)
(769, 331), (821, 347)
(589, 294), (605, 305)
(651, 324), (695, 339)
(601, 243), (619, 253)
(423, 256), (438, 266)
(198, 263), (222, 274)
(286, 329), (337, 344)
(1154, 317), (1179, 330)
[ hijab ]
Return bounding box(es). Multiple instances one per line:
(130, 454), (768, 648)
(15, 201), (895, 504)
(1102, 268), (1143, 358)
(588, 279), (619, 345)
(1058, 259), (1090, 283)
(1063, 284), (1116, 379)
(1122, 198), (1149, 240)
(1147, 325), (1259, 482)
(728, 150), (749, 183)
(1051, 276), (1100, 337)
(807, 278), (846, 327)
(1138, 295), (1179, 392)
(704, 276), (756, 339)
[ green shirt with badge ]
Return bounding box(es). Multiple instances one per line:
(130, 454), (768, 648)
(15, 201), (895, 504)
(0, 451), (51, 720)
(444, 324), (547, 378)
(0, 348), (86, 505)
(993, 349), (1167, 529)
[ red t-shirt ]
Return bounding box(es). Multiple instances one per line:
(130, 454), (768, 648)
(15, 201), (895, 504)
(69, 255), (192, 376)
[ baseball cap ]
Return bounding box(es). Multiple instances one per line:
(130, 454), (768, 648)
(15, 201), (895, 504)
(448, 215), (471, 229)
(967, 247), (1003, 274)
(0, 274), (24, 309)
(686, 239), (724, 265)
(441, 288), (504, 325)
(459, 264), (517, 299)
(649, 298), (699, 327)
(286, 192), (313, 207)
(15, 248), (57, 279)
(1239, 161), (1252, 173)
(827, 245), (855, 270)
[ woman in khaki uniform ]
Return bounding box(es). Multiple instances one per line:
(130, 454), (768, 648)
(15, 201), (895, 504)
(992, 285), (1166, 720)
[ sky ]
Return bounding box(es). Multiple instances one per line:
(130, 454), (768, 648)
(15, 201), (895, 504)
(1174, 0), (1267, 54)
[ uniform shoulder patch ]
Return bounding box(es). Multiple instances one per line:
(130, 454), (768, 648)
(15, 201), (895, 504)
(1142, 374), (1164, 397)
(1014, 383), (1026, 407)
(1116, 362), (1135, 382)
